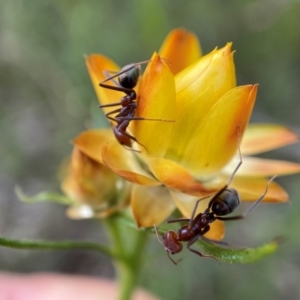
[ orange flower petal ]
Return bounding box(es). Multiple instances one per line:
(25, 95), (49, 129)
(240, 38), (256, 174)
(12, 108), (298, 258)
(147, 157), (222, 196)
(101, 142), (160, 186)
(85, 54), (121, 109)
(159, 28), (202, 74)
(165, 44), (236, 166)
(170, 192), (224, 240)
(73, 129), (159, 186)
(132, 53), (176, 157)
(241, 124), (299, 155)
(61, 147), (119, 206)
(131, 185), (176, 227)
(230, 176), (288, 202)
(72, 129), (116, 164)
(223, 156), (300, 177)
(178, 85), (258, 176)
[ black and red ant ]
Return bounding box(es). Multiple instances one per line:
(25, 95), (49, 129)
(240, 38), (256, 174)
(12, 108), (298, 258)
(99, 60), (174, 152)
(154, 129), (276, 264)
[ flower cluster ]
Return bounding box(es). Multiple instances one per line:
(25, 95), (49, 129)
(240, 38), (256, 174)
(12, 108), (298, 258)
(62, 29), (300, 240)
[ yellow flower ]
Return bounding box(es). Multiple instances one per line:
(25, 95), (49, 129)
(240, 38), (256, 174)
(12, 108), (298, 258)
(81, 28), (299, 239)
(61, 130), (130, 219)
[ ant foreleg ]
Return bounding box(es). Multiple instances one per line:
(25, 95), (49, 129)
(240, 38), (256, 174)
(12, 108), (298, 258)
(166, 218), (191, 224)
(103, 70), (120, 87)
(190, 194), (216, 223)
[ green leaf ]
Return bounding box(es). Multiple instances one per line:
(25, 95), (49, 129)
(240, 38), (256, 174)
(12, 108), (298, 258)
(196, 238), (279, 264)
(15, 186), (73, 205)
(155, 227), (279, 264)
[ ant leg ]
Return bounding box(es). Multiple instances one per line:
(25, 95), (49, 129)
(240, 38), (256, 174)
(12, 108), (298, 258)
(118, 129), (149, 154)
(226, 125), (243, 186)
(99, 102), (123, 108)
(116, 116), (175, 122)
(189, 194), (216, 224)
(153, 225), (164, 245)
(168, 194), (221, 227)
(100, 82), (133, 95)
(103, 70), (120, 87)
(167, 217), (190, 224)
(216, 175), (277, 221)
(186, 227), (220, 264)
(208, 126), (243, 211)
(104, 108), (122, 123)
(167, 251), (181, 265)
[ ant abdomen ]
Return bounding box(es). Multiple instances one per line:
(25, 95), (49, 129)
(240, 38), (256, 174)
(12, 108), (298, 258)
(113, 127), (132, 147)
(211, 188), (240, 216)
(163, 231), (183, 254)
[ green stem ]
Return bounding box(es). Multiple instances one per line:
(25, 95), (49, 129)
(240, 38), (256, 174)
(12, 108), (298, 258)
(0, 236), (115, 259)
(105, 217), (149, 300)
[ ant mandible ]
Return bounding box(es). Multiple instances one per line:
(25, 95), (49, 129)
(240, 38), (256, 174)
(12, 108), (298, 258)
(99, 60), (174, 152)
(154, 127), (276, 265)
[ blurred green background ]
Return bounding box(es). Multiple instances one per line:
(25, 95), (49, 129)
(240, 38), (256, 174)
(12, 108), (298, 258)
(1, 0), (300, 299)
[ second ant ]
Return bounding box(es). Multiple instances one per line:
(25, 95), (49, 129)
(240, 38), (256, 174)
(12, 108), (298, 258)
(155, 127), (276, 264)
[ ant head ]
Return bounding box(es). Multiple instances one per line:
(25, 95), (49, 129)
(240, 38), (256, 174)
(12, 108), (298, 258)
(210, 188), (240, 216)
(163, 231), (183, 254)
(118, 64), (142, 89)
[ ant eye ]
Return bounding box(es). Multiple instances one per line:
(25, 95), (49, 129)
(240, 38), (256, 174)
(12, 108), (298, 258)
(118, 65), (141, 89)
(212, 188), (240, 216)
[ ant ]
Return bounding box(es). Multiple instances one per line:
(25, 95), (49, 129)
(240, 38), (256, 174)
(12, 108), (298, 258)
(154, 128), (276, 265)
(99, 60), (174, 152)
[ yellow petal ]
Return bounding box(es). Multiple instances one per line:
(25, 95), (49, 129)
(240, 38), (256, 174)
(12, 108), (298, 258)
(85, 54), (121, 109)
(178, 85), (258, 177)
(230, 176), (288, 202)
(132, 53), (176, 157)
(241, 124), (299, 155)
(223, 156), (300, 177)
(171, 192), (224, 240)
(131, 185), (176, 228)
(165, 44), (236, 166)
(101, 142), (160, 186)
(72, 129), (116, 164)
(159, 28), (202, 74)
(147, 157), (222, 196)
